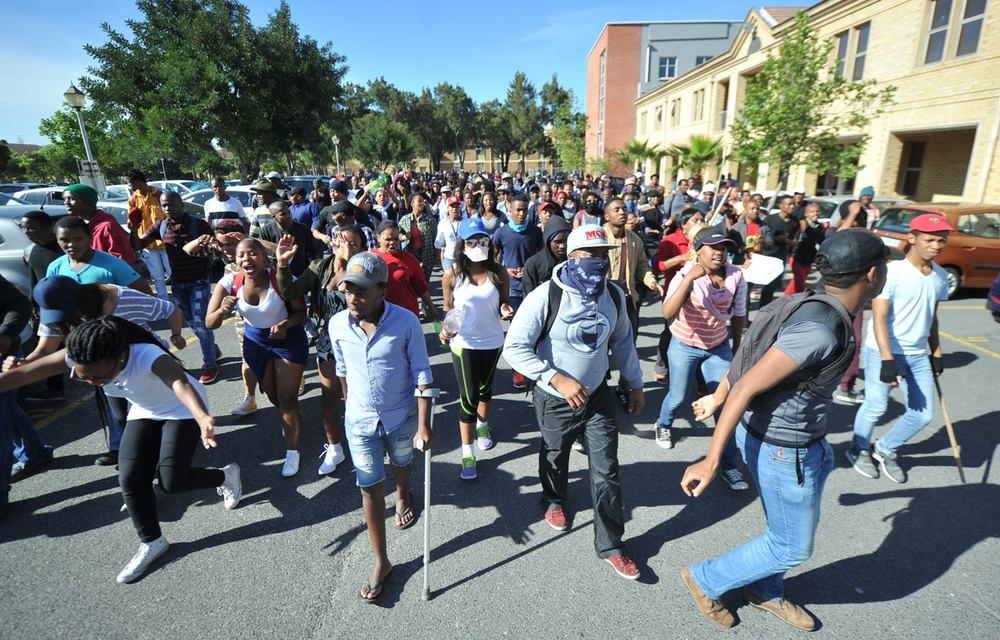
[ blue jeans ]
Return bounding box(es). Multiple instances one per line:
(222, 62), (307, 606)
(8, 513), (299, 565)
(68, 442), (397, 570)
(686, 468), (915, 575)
(691, 424), (834, 600)
(852, 347), (935, 454)
(656, 339), (740, 471)
(11, 397), (50, 464)
(171, 279), (217, 369)
(345, 414), (418, 488)
(2, 391), (41, 503)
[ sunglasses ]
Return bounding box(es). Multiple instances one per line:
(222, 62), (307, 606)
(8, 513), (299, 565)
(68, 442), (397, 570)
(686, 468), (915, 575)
(464, 237), (490, 248)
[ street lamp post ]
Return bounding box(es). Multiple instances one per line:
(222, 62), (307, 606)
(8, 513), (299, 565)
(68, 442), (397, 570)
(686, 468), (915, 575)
(63, 84), (95, 165)
(332, 135), (341, 177)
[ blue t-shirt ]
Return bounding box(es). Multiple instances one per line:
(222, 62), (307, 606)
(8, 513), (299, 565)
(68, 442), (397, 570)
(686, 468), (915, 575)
(46, 250), (141, 286)
(493, 223), (543, 297)
(289, 201), (321, 228)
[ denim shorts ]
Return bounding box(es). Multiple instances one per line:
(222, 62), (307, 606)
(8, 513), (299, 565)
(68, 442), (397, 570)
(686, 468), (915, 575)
(346, 413), (418, 487)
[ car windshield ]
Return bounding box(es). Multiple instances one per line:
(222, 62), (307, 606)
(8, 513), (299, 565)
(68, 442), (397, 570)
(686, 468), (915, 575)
(875, 207), (925, 234)
(0, 193), (29, 205)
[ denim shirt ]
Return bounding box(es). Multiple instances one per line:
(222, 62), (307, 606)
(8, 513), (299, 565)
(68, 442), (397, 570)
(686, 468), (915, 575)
(330, 302), (433, 435)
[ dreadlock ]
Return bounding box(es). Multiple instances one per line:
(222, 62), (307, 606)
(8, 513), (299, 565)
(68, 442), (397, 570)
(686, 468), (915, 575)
(66, 316), (173, 365)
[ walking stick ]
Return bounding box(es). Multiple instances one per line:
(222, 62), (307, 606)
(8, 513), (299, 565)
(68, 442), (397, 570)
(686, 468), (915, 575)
(414, 388), (440, 601)
(933, 377), (966, 484)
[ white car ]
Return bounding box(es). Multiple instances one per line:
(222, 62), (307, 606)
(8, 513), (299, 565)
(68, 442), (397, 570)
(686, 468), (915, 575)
(149, 180), (207, 196)
(182, 187), (255, 218)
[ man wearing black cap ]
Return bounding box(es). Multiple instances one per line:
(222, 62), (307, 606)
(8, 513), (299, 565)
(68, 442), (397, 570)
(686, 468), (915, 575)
(679, 229), (889, 631)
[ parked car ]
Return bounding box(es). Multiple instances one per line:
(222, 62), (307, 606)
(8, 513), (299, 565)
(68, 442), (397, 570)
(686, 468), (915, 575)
(809, 195), (913, 228)
(1, 193), (30, 206)
(0, 182), (48, 194)
(182, 188), (254, 217)
(0, 204), (53, 297)
(99, 200), (205, 232)
(148, 180), (208, 196)
(873, 203), (1000, 296)
(102, 184), (132, 200)
(988, 273), (1000, 323)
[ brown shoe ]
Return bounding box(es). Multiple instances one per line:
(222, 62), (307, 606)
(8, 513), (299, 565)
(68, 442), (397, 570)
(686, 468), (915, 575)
(742, 588), (816, 631)
(681, 567), (736, 628)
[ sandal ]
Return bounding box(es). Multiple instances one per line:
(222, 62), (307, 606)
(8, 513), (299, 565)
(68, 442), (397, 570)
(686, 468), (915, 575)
(394, 491), (417, 530)
(359, 566), (393, 603)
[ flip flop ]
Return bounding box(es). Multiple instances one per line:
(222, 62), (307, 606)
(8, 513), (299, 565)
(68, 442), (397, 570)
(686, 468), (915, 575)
(359, 567), (393, 603)
(394, 491), (417, 530)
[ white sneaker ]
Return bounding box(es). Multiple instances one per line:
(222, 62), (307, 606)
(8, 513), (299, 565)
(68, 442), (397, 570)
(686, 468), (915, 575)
(281, 450), (300, 477)
(116, 536), (169, 584)
(317, 443), (345, 475)
(231, 395), (258, 416)
(217, 463), (243, 509)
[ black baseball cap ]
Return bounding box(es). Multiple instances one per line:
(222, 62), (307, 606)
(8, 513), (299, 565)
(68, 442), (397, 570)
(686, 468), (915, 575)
(289, 186), (307, 197)
(817, 228), (889, 275)
(693, 228), (736, 251)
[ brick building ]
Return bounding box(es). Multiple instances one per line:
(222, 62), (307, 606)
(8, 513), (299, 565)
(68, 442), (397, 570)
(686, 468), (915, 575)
(585, 20), (742, 176)
(635, 1), (1000, 204)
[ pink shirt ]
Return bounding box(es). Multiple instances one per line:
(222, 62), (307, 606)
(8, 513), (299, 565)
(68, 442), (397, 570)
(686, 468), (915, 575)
(668, 263), (747, 349)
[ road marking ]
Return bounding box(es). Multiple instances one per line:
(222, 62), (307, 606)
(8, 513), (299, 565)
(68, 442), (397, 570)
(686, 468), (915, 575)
(33, 317), (235, 430)
(965, 336), (989, 343)
(940, 331), (1000, 360)
(939, 305), (987, 310)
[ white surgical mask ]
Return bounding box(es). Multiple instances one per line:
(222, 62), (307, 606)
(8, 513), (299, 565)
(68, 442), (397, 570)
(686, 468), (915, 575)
(465, 245), (489, 262)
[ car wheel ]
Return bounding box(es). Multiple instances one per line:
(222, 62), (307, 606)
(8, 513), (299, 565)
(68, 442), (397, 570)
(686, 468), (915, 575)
(944, 266), (961, 298)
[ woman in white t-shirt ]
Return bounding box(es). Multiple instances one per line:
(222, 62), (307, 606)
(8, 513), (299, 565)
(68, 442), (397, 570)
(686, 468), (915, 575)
(435, 196), (463, 272)
(438, 217), (514, 481)
(0, 317), (242, 584)
(206, 238), (308, 477)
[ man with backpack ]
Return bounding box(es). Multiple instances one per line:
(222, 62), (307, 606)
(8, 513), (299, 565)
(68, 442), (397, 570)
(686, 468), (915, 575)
(503, 224), (645, 581)
(678, 229), (889, 630)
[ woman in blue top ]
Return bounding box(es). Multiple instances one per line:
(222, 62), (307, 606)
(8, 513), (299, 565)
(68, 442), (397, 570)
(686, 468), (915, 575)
(46, 216), (151, 293)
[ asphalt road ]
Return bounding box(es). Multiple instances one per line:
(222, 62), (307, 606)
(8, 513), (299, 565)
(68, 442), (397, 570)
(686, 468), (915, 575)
(1, 282), (998, 640)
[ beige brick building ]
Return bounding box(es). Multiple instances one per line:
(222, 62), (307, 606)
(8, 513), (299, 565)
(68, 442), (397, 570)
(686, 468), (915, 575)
(635, 0), (1000, 203)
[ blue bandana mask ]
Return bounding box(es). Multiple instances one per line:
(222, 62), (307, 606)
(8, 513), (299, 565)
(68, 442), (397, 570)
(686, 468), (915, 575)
(560, 257), (609, 299)
(508, 218), (529, 233)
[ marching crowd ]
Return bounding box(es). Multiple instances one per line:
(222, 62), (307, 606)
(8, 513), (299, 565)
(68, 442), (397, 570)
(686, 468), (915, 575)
(0, 168), (953, 629)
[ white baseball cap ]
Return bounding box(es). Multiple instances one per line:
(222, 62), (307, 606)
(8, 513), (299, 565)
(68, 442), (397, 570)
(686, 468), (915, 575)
(793, 186), (806, 194)
(265, 171), (282, 179)
(567, 224), (617, 255)
(624, 177), (637, 186)
(702, 182), (717, 193)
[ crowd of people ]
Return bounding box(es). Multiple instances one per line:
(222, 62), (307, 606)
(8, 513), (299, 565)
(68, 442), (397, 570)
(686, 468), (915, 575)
(0, 168), (954, 628)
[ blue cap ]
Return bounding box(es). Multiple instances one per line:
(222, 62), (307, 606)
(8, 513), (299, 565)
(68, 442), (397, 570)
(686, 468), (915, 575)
(330, 179), (348, 194)
(33, 276), (80, 326)
(860, 186), (875, 197)
(459, 217), (489, 239)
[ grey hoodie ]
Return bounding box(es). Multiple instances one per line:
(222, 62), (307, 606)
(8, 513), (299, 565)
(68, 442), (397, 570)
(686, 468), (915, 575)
(503, 262), (643, 398)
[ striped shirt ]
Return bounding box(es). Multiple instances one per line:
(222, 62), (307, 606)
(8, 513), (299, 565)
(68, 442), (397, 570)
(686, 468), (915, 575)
(39, 286), (174, 347)
(667, 264), (747, 350)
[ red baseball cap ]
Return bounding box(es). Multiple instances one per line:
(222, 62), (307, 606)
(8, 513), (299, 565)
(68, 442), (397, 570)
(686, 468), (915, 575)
(538, 201), (560, 213)
(446, 195), (462, 206)
(909, 213), (953, 233)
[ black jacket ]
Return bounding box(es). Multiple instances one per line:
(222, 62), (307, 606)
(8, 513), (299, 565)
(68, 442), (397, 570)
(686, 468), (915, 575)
(522, 216), (571, 295)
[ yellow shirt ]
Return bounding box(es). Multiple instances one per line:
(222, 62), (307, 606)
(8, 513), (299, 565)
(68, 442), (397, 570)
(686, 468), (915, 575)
(129, 187), (166, 250)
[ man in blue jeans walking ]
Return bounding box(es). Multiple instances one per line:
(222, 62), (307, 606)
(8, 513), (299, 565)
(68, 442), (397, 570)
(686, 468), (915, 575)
(136, 191), (219, 383)
(847, 213), (950, 483)
(679, 229), (889, 630)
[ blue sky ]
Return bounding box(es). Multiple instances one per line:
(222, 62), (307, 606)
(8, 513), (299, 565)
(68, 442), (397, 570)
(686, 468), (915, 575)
(1, 0), (787, 145)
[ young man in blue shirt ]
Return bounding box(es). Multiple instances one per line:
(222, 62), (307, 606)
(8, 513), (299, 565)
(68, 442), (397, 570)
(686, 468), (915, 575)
(330, 251), (433, 602)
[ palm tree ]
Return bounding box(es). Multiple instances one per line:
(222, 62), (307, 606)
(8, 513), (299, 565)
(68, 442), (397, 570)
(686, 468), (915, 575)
(668, 134), (724, 181)
(613, 139), (668, 174)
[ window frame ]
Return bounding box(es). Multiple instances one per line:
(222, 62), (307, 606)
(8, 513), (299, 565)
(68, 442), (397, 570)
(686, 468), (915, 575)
(835, 30), (850, 78)
(852, 22), (870, 80)
(658, 56), (677, 80)
(956, 0), (987, 57)
(695, 55), (713, 66)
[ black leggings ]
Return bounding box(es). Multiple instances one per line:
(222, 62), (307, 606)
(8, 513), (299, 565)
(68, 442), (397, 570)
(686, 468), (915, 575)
(119, 418), (224, 543)
(450, 347), (502, 423)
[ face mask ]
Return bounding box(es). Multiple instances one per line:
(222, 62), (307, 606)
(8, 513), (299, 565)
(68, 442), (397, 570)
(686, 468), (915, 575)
(465, 245), (489, 262)
(559, 257), (610, 299)
(508, 218), (528, 233)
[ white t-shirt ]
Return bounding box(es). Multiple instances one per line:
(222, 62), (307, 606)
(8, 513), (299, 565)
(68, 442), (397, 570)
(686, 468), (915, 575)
(68, 343), (208, 421)
(451, 273), (504, 350)
(218, 270), (288, 329)
(865, 258), (949, 356)
(204, 196), (246, 227)
(435, 219), (461, 259)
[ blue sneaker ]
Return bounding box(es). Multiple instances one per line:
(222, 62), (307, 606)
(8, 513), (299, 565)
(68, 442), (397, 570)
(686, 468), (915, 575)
(460, 456), (477, 481)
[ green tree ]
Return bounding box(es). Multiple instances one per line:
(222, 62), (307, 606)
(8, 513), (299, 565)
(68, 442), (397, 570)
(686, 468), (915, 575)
(539, 74), (573, 171)
(614, 139), (665, 174)
(731, 12), (895, 189)
(347, 112), (417, 171)
(434, 83), (476, 169)
(505, 72), (543, 172)
(550, 102), (587, 174)
(0, 141), (11, 180)
(477, 99), (518, 172)
(668, 135), (725, 180)
(366, 80), (448, 171)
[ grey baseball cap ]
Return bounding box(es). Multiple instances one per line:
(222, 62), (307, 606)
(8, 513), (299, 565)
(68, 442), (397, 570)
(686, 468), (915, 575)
(343, 251), (388, 288)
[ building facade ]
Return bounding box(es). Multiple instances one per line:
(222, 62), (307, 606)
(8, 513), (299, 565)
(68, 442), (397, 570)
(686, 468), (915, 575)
(586, 20), (742, 175)
(635, 0), (1000, 203)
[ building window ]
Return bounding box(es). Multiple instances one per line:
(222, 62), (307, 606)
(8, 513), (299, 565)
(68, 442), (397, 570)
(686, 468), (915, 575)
(670, 98), (681, 126)
(696, 55), (713, 65)
(598, 50), (606, 156)
(692, 89), (705, 121)
(835, 31), (850, 77)
(654, 106), (663, 130)
(925, 0), (953, 63)
(957, 0), (987, 56)
(852, 23), (870, 80)
(658, 56), (677, 80)
(639, 111), (648, 135)
(899, 141), (926, 196)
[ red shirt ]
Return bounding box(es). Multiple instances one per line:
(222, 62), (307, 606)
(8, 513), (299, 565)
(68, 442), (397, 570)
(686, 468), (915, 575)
(373, 249), (429, 316)
(653, 228), (690, 284)
(89, 210), (137, 266)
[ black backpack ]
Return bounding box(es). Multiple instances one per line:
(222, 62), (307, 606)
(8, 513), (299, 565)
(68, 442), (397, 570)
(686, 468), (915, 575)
(727, 289), (855, 403)
(526, 280), (624, 392)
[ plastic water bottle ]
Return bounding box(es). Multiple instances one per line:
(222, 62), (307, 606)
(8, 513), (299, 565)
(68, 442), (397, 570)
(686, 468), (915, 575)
(442, 307), (465, 340)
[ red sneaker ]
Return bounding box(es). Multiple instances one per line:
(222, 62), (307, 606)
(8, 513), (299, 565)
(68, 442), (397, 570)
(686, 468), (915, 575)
(512, 372), (527, 389)
(199, 367), (219, 384)
(605, 553), (640, 580)
(544, 506), (568, 531)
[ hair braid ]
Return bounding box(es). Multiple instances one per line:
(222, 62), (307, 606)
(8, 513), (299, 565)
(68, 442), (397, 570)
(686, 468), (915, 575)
(66, 317), (174, 365)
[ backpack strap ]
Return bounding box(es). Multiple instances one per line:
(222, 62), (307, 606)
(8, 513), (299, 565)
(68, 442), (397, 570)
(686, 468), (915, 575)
(533, 281), (563, 350)
(231, 269), (284, 301)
